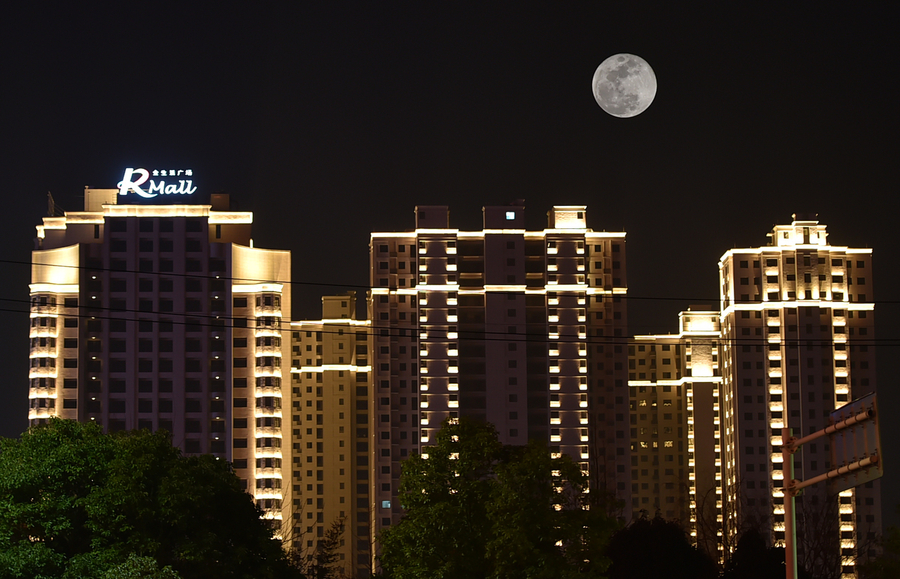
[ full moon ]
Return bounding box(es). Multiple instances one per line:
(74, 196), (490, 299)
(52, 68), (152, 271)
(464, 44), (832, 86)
(592, 53), (657, 118)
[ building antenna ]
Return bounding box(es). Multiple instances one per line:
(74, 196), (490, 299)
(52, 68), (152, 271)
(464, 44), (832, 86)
(47, 191), (61, 217)
(47, 191), (66, 216)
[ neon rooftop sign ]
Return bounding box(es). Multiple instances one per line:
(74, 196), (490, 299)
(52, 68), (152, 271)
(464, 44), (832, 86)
(117, 167), (197, 198)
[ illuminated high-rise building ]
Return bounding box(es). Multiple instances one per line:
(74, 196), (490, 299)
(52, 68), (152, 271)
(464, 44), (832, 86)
(28, 184), (291, 529)
(628, 308), (723, 562)
(718, 215), (880, 578)
(627, 217), (881, 575)
(367, 202), (630, 556)
(288, 293), (372, 577)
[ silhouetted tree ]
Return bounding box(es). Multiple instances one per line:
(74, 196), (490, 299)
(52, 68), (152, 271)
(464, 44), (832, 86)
(859, 504), (900, 579)
(794, 494), (842, 579)
(721, 528), (813, 579)
(721, 528), (786, 579)
(294, 517), (345, 579)
(605, 512), (717, 579)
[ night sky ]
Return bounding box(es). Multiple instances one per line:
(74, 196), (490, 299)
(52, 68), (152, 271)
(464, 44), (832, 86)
(2, 4), (898, 524)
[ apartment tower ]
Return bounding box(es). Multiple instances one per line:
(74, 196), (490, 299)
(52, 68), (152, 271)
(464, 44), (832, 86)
(718, 215), (880, 578)
(28, 185), (291, 528)
(629, 308), (723, 562)
(367, 202), (630, 552)
(289, 294), (372, 577)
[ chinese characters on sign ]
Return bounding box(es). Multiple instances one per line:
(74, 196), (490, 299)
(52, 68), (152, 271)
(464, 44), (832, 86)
(117, 167), (197, 198)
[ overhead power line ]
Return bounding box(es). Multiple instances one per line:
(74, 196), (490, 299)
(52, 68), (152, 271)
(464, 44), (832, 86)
(8, 297), (898, 349)
(6, 257), (899, 306)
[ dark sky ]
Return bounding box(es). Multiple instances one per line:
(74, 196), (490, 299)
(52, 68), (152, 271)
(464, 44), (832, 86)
(2, 3), (898, 523)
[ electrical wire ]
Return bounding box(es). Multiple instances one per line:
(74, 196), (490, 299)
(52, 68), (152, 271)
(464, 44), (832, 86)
(10, 296), (894, 352)
(9, 256), (898, 305)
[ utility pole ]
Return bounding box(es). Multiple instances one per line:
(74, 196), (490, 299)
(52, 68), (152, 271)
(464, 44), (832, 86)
(783, 426), (799, 579)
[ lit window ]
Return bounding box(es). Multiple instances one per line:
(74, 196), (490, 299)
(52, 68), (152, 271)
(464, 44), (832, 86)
(506, 211), (515, 220)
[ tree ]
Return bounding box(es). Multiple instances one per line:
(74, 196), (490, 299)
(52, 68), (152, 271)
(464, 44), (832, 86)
(101, 554), (181, 579)
(485, 441), (614, 578)
(794, 493), (843, 579)
(859, 505), (900, 579)
(721, 528), (789, 579)
(292, 517), (345, 579)
(605, 512), (717, 579)
(0, 418), (299, 579)
(721, 528), (813, 579)
(377, 417), (616, 579)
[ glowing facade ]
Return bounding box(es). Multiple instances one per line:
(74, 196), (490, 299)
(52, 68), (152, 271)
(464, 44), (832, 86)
(718, 216), (880, 577)
(31, 192), (879, 578)
(289, 294), (372, 577)
(29, 188), (291, 527)
(629, 308), (723, 562)
(367, 203), (630, 556)
(627, 216), (882, 576)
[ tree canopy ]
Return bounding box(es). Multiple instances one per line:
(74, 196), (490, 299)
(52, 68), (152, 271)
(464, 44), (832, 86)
(605, 512), (717, 579)
(859, 504), (900, 579)
(719, 527), (814, 579)
(377, 417), (616, 579)
(0, 418), (298, 579)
